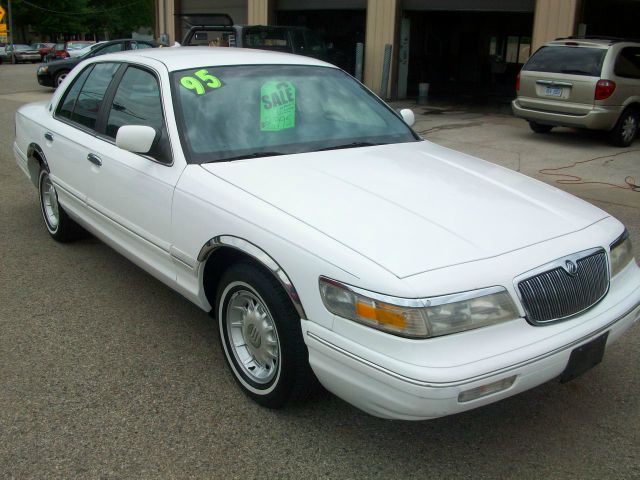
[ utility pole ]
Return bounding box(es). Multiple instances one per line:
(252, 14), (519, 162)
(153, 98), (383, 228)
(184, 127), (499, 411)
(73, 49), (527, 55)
(7, 0), (14, 63)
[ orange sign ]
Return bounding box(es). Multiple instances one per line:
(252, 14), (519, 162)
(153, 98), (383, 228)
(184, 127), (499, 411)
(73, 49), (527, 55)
(0, 6), (5, 24)
(0, 24), (6, 33)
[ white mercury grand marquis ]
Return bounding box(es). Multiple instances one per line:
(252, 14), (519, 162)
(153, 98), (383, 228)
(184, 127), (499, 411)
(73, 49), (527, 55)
(13, 47), (640, 420)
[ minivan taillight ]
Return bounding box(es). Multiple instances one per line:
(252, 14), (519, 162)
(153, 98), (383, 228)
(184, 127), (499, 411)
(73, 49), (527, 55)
(516, 72), (521, 92)
(595, 79), (616, 100)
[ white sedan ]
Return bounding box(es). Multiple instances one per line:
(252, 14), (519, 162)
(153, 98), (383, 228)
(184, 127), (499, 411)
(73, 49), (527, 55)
(13, 48), (640, 420)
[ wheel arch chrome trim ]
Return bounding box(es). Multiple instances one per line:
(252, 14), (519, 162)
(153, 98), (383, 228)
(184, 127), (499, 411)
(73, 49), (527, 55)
(198, 235), (307, 319)
(27, 143), (48, 188)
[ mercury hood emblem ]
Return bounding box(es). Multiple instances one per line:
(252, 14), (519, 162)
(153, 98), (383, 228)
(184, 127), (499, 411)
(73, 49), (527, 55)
(564, 260), (578, 276)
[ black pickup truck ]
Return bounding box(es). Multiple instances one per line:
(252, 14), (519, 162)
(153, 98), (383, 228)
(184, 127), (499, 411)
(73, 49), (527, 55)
(180, 13), (329, 62)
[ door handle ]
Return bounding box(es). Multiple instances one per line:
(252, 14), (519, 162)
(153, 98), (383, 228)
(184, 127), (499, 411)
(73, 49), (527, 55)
(87, 153), (102, 166)
(44, 132), (54, 141)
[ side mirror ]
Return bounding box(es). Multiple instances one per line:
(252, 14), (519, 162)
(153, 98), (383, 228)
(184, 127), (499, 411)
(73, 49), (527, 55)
(400, 108), (415, 127)
(115, 125), (157, 154)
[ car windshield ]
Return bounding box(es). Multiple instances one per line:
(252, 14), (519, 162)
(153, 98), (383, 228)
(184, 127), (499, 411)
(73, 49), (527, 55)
(68, 43), (90, 50)
(172, 65), (417, 163)
(55, 43), (65, 50)
(523, 45), (607, 76)
(14, 45), (31, 51)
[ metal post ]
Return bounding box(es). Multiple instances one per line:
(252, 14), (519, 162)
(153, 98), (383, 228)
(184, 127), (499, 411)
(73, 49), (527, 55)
(8, 0), (15, 63)
(380, 43), (392, 99)
(355, 42), (364, 82)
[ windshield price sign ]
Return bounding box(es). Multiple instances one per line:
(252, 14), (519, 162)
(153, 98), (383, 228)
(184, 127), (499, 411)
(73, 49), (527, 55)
(260, 81), (296, 131)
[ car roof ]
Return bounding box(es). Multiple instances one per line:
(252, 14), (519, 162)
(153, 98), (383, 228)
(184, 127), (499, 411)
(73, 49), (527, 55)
(117, 46), (334, 71)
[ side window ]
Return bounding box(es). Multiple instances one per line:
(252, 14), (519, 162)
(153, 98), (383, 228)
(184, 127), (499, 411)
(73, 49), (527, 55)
(614, 47), (640, 79)
(130, 41), (153, 50)
(105, 66), (163, 139)
(56, 66), (93, 120)
(91, 43), (123, 57)
(71, 63), (120, 130)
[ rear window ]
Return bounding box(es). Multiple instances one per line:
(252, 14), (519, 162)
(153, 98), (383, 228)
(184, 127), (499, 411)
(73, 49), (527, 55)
(523, 46), (606, 77)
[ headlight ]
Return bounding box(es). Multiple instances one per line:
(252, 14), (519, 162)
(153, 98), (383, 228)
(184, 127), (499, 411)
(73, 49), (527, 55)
(610, 229), (635, 277)
(319, 277), (520, 338)
(37, 66), (48, 74)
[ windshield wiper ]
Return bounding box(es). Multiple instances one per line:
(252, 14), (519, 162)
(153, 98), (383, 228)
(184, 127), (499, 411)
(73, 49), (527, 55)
(317, 141), (386, 152)
(208, 151), (286, 163)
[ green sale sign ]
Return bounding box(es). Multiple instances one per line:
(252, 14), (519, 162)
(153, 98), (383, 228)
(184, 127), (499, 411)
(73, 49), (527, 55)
(260, 81), (296, 132)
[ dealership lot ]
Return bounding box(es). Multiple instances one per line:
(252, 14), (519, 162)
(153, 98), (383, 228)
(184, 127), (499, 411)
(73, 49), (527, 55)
(1, 63), (639, 478)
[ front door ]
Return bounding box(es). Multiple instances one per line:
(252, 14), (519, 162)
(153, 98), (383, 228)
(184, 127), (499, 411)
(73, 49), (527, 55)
(85, 64), (184, 285)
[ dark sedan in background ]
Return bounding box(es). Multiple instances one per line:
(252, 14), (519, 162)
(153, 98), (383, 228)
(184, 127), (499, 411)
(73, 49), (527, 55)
(37, 39), (157, 87)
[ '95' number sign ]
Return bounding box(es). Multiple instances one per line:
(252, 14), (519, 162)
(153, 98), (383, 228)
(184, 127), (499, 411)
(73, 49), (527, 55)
(180, 69), (222, 95)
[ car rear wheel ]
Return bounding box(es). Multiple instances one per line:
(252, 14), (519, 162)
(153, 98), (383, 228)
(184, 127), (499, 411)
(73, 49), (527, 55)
(216, 260), (316, 408)
(54, 70), (70, 88)
(529, 121), (553, 134)
(609, 108), (638, 147)
(38, 168), (83, 242)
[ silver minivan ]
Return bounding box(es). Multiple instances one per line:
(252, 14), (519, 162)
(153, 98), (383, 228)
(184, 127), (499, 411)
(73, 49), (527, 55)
(512, 38), (640, 146)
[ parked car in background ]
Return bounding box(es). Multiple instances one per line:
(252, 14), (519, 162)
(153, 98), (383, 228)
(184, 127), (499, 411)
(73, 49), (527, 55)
(14, 48), (640, 420)
(37, 39), (157, 88)
(513, 37), (640, 146)
(0, 44), (41, 63)
(30, 42), (55, 61)
(66, 40), (96, 58)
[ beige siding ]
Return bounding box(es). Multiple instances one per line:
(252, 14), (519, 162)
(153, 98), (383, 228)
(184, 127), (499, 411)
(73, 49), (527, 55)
(531, 0), (580, 52)
(363, 0), (399, 98)
(248, 0), (272, 25)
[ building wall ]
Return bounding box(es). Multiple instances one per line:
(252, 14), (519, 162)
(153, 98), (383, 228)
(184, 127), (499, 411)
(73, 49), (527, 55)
(531, 0), (580, 51)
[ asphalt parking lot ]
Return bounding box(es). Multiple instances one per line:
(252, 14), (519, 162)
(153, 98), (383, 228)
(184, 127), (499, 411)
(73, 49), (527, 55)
(1, 62), (639, 479)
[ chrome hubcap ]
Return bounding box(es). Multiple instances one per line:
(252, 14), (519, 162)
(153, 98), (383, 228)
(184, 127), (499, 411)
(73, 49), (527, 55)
(57, 73), (67, 86)
(622, 115), (637, 143)
(226, 289), (279, 384)
(41, 174), (60, 229)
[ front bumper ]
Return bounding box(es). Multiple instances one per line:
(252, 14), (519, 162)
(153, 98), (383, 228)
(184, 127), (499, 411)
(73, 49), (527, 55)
(303, 265), (640, 420)
(16, 54), (41, 62)
(512, 98), (622, 131)
(37, 73), (54, 87)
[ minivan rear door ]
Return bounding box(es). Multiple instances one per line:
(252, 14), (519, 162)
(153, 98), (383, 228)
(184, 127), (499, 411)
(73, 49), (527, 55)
(518, 44), (608, 114)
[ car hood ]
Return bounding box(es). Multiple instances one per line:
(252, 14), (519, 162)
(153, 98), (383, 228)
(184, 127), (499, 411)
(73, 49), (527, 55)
(201, 141), (608, 278)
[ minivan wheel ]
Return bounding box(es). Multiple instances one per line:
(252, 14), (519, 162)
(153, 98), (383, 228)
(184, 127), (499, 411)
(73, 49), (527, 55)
(216, 260), (316, 408)
(609, 109), (638, 147)
(529, 121), (553, 134)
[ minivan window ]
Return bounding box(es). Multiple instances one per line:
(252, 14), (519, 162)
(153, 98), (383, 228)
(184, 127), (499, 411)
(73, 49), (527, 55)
(71, 63), (119, 130)
(614, 47), (640, 79)
(523, 46), (606, 76)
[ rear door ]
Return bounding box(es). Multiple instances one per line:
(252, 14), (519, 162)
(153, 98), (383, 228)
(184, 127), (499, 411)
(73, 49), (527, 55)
(519, 44), (606, 114)
(48, 63), (120, 217)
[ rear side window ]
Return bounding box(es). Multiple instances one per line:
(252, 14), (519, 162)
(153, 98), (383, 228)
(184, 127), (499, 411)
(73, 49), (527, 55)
(56, 66), (93, 120)
(105, 66), (163, 138)
(92, 43), (123, 57)
(523, 46), (606, 76)
(71, 63), (119, 130)
(614, 47), (640, 79)
(243, 28), (291, 52)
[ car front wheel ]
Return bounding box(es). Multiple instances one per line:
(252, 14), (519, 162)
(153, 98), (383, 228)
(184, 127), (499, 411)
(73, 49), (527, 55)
(609, 108), (638, 147)
(38, 168), (82, 242)
(54, 70), (70, 88)
(216, 260), (316, 408)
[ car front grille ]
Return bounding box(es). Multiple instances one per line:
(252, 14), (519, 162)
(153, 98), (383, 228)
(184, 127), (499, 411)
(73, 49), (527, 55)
(517, 249), (609, 324)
